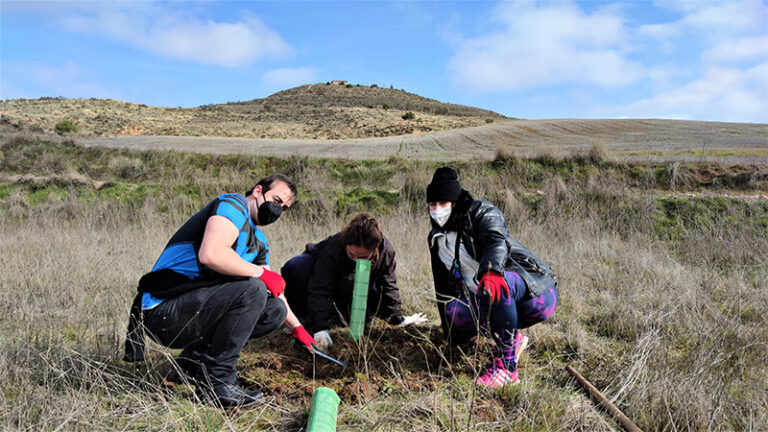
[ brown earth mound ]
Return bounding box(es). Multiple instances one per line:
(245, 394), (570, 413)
(0, 82), (507, 140)
(159, 322), (498, 407)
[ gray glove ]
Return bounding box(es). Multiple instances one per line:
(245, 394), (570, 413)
(399, 312), (429, 327)
(313, 330), (333, 352)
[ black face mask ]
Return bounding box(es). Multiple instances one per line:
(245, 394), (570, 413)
(257, 192), (282, 226)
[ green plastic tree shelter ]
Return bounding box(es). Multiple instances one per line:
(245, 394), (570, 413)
(348, 258), (371, 341)
(306, 387), (341, 432)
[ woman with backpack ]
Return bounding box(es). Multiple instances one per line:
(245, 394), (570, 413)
(425, 167), (558, 387)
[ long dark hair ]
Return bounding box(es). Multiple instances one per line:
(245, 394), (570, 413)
(339, 212), (382, 251)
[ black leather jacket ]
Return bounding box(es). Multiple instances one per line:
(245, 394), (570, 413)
(428, 190), (556, 332)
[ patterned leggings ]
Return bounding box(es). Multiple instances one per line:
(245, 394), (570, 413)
(444, 271), (558, 370)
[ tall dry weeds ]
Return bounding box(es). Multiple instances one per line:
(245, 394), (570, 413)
(1, 139), (766, 431)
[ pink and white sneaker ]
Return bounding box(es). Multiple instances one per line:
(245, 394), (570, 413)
(515, 331), (529, 360)
(476, 358), (519, 388)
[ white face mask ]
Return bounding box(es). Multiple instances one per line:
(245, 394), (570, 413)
(429, 205), (452, 227)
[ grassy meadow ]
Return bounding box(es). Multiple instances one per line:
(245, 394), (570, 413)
(1, 137), (767, 431)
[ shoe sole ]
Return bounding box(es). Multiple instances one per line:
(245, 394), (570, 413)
(221, 397), (264, 409)
(196, 388), (265, 409)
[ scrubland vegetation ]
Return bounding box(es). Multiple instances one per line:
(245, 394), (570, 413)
(0, 83), (503, 139)
(1, 137), (766, 431)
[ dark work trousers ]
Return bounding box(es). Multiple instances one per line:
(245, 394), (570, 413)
(251, 296), (288, 339)
(143, 278), (271, 386)
(282, 253), (315, 318)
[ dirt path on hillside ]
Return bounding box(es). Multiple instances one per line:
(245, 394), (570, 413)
(79, 119), (768, 164)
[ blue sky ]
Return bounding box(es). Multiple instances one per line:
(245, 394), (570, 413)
(2, 1), (767, 123)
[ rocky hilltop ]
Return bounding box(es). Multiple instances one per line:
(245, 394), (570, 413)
(0, 82), (507, 139)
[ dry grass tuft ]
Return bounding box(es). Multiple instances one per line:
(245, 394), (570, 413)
(531, 146), (563, 166)
(586, 141), (609, 164)
(493, 145), (521, 166)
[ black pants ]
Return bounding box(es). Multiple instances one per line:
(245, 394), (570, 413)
(143, 278), (286, 385)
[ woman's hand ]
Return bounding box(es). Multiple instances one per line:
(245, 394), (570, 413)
(313, 330), (333, 352)
(478, 271), (509, 303)
(399, 312), (429, 327)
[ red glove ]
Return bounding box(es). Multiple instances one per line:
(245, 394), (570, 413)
(478, 271), (509, 303)
(258, 269), (285, 297)
(291, 325), (315, 351)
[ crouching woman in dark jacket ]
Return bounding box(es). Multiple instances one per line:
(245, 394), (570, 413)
(281, 212), (426, 352)
(426, 167), (558, 388)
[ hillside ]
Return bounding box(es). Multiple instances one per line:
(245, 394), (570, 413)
(0, 82), (506, 139)
(79, 118), (768, 165)
(221, 82), (505, 117)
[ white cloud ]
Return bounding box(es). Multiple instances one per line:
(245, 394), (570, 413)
(603, 63), (768, 123)
(261, 67), (318, 89)
(448, 1), (767, 122)
(58, 4), (290, 67)
(677, 2), (767, 35)
(704, 36), (768, 63)
(1, 62), (118, 100)
(638, 22), (680, 39)
(626, 1), (768, 122)
(448, 1), (644, 91)
(641, 2), (768, 54)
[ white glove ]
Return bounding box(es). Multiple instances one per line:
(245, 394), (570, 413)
(313, 330), (333, 352)
(399, 312), (429, 327)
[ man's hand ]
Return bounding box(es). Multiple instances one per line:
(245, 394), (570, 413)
(291, 325), (315, 351)
(257, 269), (285, 298)
(312, 330), (333, 353)
(399, 312), (429, 327)
(478, 271), (509, 303)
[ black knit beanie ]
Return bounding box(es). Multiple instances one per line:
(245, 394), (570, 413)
(426, 167), (462, 203)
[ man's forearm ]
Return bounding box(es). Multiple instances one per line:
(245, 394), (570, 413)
(279, 294), (302, 329)
(200, 246), (265, 277)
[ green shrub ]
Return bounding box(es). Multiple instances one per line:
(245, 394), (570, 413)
(401, 111), (415, 120)
(0, 183), (11, 200)
(54, 119), (78, 134)
(383, 104), (390, 110)
(333, 188), (399, 216)
(485, 118), (494, 123)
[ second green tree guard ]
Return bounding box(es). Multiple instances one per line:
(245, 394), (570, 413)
(306, 387), (341, 432)
(349, 258), (371, 341)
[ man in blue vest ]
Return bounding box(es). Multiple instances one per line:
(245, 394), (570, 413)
(124, 173), (312, 408)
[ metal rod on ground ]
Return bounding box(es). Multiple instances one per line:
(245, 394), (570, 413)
(564, 365), (643, 432)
